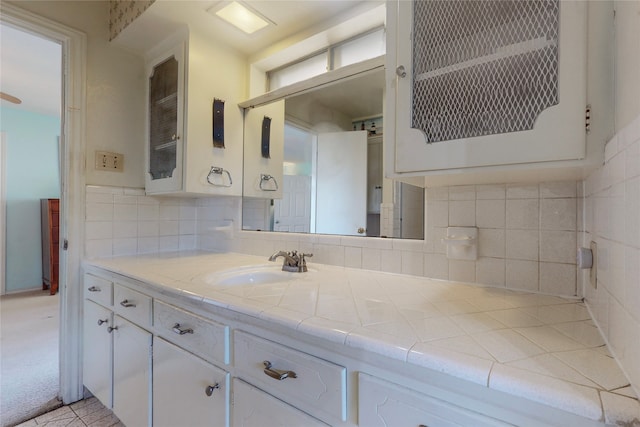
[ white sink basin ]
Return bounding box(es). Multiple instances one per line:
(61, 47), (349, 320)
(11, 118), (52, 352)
(208, 265), (297, 286)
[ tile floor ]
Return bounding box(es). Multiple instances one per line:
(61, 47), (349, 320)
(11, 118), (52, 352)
(15, 398), (121, 427)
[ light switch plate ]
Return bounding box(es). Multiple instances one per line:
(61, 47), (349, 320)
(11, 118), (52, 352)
(95, 151), (124, 172)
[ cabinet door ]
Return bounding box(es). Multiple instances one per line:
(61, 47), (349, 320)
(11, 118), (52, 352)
(146, 43), (185, 194)
(388, 0), (587, 173)
(153, 338), (228, 427)
(231, 379), (327, 427)
(83, 300), (113, 408)
(112, 315), (152, 427)
(359, 373), (511, 427)
(242, 101), (285, 199)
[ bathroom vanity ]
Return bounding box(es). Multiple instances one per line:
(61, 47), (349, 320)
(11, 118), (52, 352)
(83, 252), (639, 427)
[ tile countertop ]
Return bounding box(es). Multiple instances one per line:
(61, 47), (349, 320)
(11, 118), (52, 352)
(85, 251), (640, 425)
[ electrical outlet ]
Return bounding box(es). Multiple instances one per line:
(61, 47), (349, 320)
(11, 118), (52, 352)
(590, 240), (597, 289)
(95, 151), (124, 172)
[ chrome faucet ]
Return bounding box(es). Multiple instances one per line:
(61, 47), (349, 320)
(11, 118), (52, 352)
(268, 250), (312, 272)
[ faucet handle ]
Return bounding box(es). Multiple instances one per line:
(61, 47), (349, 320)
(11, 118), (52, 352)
(300, 253), (313, 265)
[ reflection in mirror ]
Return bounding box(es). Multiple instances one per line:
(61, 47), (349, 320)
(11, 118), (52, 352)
(242, 70), (424, 239)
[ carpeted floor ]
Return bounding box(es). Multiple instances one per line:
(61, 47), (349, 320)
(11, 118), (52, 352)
(1, 290), (61, 427)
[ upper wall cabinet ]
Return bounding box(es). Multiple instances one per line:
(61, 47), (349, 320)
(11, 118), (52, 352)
(145, 30), (245, 196)
(385, 1), (613, 186)
(242, 102), (285, 199)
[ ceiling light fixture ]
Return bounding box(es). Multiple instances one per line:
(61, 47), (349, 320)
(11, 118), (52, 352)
(209, 1), (273, 35)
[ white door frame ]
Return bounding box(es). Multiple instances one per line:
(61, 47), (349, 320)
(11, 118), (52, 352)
(1, 132), (6, 295)
(0, 3), (86, 404)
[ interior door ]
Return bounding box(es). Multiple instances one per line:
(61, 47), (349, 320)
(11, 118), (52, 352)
(315, 131), (367, 236)
(274, 175), (312, 233)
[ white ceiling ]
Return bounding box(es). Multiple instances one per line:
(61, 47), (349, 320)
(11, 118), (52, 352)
(0, 1), (382, 118)
(115, 0), (384, 57)
(0, 23), (62, 117)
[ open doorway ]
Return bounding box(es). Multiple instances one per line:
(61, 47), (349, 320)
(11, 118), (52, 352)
(0, 21), (63, 426)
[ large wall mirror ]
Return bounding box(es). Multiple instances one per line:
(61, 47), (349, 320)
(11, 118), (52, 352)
(241, 69), (424, 239)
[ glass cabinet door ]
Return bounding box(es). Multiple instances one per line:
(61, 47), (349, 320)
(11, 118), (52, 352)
(149, 56), (179, 180)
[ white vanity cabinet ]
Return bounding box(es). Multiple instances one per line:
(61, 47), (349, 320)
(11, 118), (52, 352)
(82, 275), (152, 427)
(385, 0), (612, 186)
(145, 29), (245, 196)
(153, 337), (229, 427)
(242, 101), (285, 200)
(358, 373), (511, 427)
(84, 262), (616, 427)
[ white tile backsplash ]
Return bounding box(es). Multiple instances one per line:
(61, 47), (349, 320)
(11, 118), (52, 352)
(539, 262), (576, 296)
(476, 184), (506, 200)
(582, 113), (640, 399)
(506, 229), (539, 261)
(449, 200), (476, 226)
(506, 259), (539, 292)
(476, 257), (505, 287)
(540, 198), (577, 231)
(540, 231), (577, 264)
(540, 181), (578, 199)
(506, 199), (540, 229)
(476, 199), (506, 229)
(85, 186), (198, 258)
(507, 184), (539, 199)
(478, 228), (505, 258)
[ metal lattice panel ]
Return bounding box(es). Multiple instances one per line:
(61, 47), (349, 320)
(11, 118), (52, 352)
(412, 0), (559, 143)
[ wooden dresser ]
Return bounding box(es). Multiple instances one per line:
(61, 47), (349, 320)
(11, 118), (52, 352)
(41, 198), (59, 295)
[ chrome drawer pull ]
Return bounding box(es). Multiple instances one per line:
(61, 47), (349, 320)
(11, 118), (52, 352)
(172, 323), (194, 335)
(107, 326), (118, 333)
(205, 383), (220, 397)
(120, 299), (136, 308)
(88, 286), (101, 292)
(263, 361), (297, 381)
(97, 319), (108, 326)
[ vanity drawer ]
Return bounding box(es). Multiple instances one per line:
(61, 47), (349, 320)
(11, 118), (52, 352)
(234, 331), (346, 424)
(153, 300), (229, 366)
(84, 274), (113, 307)
(113, 284), (152, 328)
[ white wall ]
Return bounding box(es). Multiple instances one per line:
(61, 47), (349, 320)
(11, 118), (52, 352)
(581, 0), (640, 397)
(0, 108), (60, 293)
(8, 0), (146, 189)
